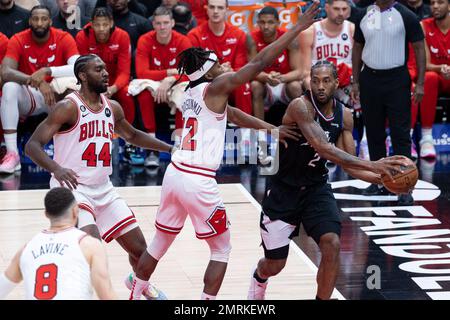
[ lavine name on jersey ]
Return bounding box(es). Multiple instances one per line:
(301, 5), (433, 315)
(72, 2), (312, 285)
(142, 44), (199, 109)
(79, 120), (114, 142)
(32, 242), (69, 259)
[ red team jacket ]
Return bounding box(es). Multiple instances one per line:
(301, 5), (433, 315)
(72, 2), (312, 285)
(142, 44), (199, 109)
(135, 30), (191, 81)
(76, 25), (131, 91)
(5, 27), (79, 79)
(0, 32), (7, 62)
(251, 28), (290, 74)
(188, 22), (248, 70)
(422, 17), (450, 66)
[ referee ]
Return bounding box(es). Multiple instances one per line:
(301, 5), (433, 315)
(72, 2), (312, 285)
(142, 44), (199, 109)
(351, 0), (425, 205)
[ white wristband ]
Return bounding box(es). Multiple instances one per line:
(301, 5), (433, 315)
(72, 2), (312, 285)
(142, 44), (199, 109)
(0, 273), (17, 299)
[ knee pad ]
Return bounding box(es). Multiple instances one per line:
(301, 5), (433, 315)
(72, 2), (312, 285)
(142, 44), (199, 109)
(146, 230), (177, 261)
(206, 231), (232, 263)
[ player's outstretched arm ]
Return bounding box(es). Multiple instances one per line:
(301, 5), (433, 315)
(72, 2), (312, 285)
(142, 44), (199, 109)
(335, 108), (381, 184)
(288, 98), (409, 180)
(110, 100), (174, 154)
(208, 1), (321, 96)
(0, 246), (24, 299)
(80, 236), (117, 300)
(25, 99), (80, 190)
(227, 105), (301, 147)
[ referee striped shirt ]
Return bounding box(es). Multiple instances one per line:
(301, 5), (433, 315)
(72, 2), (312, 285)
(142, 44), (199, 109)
(354, 2), (424, 70)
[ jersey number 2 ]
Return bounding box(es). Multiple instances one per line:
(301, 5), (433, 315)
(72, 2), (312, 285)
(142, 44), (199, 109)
(82, 142), (111, 167)
(34, 263), (58, 300)
(181, 117), (198, 151)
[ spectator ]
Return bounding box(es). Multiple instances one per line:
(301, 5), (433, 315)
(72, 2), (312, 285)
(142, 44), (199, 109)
(188, 0), (252, 115)
(106, 0), (151, 52)
(0, 0), (29, 38)
(182, 0), (207, 25)
(0, 5), (80, 174)
(411, 0), (449, 158)
(137, 0), (161, 18)
(96, 0), (147, 17)
(75, 7), (135, 126)
(52, 0), (90, 37)
(40, 0), (96, 19)
(351, 0), (426, 205)
(134, 6), (191, 167)
(405, 0), (432, 19)
(251, 6), (302, 121)
(172, 3), (196, 35)
(0, 32), (8, 162)
(149, 0), (197, 33)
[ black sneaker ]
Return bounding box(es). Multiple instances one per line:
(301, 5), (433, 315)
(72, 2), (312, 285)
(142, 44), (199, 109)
(362, 184), (393, 196)
(398, 192), (414, 206)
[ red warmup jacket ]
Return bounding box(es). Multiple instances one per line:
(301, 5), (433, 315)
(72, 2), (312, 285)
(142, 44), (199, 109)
(135, 30), (191, 81)
(188, 22), (248, 70)
(251, 28), (290, 74)
(5, 27), (79, 79)
(0, 32), (8, 62)
(76, 25), (131, 91)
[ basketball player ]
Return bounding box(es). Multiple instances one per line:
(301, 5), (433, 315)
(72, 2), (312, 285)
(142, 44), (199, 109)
(0, 187), (117, 300)
(247, 61), (409, 300)
(0, 5), (80, 174)
(299, 0), (354, 105)
(25, 54), (172, 300)
(129, 1), (323, 301)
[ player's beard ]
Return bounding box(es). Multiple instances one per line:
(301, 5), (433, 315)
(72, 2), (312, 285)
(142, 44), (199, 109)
(31, 26), (50, 39)
(88, 79), (108, 94)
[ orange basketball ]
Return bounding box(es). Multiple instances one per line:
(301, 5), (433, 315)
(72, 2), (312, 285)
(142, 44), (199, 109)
(381, 157), (418, 194)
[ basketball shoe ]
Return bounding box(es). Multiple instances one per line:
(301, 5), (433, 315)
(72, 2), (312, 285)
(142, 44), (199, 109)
(247, 269), (268, 300)
(0, 151), (21, 173)
(419, 135), (436, 159)
(125, 273), (167, 300)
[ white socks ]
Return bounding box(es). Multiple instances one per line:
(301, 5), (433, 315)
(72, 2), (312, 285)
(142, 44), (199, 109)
(201, 292), (216, 300)
(4, 133), (18, 154)
(422, 128), (432, 138)
(130, 277), (148, 300)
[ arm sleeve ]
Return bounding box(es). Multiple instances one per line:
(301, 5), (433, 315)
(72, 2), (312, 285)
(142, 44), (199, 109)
(400, 5), (425, 43)
(113, 33), (132, 90)
(50, 55), (79, 78)
(135, 36), (167, 80)
(4, 36), (22, 63)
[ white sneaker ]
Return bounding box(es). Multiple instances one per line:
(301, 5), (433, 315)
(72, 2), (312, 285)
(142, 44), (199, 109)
(0, 151), (21, 173)
(144, 152), (160, 167)
(419, 135), (436, 159)
(125, 273), (167, 300)
(247, 271), (268, 300)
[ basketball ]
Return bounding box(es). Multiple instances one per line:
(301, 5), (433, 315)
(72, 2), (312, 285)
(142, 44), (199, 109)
(381, 157), (418, 194)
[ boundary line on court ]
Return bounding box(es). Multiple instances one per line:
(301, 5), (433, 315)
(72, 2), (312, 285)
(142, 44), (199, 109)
(236, 183), (346, 300)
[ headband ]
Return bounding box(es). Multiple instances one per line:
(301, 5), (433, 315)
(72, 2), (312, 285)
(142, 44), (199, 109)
(187, 52), (218, 81)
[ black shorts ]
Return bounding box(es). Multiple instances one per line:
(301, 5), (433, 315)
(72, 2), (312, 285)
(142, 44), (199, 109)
(261, 182), (341, 259)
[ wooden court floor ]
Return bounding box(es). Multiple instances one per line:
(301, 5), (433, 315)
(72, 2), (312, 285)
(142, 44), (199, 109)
(0, 183), (343, 300)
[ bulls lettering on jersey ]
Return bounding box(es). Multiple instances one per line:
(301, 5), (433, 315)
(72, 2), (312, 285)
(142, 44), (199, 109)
(312, 20), (352, 67)
(19, 227), (92, 300)
(53, 92), (114, 185)
(171, 82), (227, 172)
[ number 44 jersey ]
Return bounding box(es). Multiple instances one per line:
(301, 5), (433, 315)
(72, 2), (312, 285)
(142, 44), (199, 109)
(272, 91), (344, 188)
(53, 91), (115, 185)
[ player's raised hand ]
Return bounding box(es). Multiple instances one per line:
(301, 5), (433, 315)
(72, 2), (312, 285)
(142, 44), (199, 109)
(275, 124), (301, 148)
(371, 156), (409, 181)
(296, 1), (321, 31)
(54, 167), (79, 190)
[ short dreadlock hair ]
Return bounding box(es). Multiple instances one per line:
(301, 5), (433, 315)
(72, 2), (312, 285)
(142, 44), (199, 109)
(74, 54), (99, 84)
(311, 60), (338, 79)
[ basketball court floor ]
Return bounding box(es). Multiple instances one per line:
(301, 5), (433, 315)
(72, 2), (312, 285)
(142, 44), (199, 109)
(0, 152), (449, 300)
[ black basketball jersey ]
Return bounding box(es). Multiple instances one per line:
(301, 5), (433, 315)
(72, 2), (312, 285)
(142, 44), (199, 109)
(271, 91), (344, 187)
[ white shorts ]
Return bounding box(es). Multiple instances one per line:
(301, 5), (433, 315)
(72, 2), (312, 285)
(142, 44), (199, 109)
(50, 178), (138, 243)
(264, 83), (290, 107)
(155, 162), (229, 239)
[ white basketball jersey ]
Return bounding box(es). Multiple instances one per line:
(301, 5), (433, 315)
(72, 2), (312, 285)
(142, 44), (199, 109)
(312, 20), (353, 67)
(19, 227), (93, 300)
(53, 92), (114, 185)
(171, 82), (227, 172)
